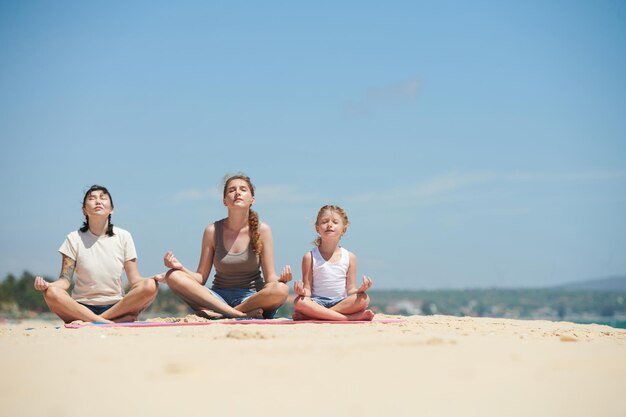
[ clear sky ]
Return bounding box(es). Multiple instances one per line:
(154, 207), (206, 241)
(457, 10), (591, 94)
(1, 1), (625, 289)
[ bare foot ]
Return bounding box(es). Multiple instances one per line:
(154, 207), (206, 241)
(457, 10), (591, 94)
(112, 314), (137, 323)
(195, 309), (224, 320)
(346, 309), (375, 321)
(292, 311), (314, 321)
(245, 308), (264, 319)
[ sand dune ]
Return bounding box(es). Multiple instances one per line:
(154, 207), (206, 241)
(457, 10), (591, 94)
(1, 314), (625, 417)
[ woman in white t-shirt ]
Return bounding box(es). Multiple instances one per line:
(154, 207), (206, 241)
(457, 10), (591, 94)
(33, 185), (160, 323)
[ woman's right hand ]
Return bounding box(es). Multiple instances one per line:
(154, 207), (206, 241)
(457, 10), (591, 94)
(278, 265), (292, 283)
(163, 251), (184, 270)
(34, 276), (49, 292)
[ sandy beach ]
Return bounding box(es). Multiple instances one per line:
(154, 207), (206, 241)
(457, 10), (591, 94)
(1, 314), (625, 417)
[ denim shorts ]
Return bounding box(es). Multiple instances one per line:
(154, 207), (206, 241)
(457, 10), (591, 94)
(208, 287), (279, 319)
(79, 302), (116, 315)
(311, 296), (345, 309)
(209, 287), (257, 308)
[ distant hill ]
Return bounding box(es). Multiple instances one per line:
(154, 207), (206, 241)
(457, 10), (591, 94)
(557, 275), (626, 292)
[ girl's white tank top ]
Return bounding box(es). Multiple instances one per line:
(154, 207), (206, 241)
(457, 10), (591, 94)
(311, 246), (349, 298)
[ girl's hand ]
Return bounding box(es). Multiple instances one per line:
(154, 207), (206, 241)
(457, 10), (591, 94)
(163, 251), (184, 270)
(278, 265), (292, 283)
(33, 276), (50, 292)
(356, 276), (373, 293)
(294, 281), (307, 297)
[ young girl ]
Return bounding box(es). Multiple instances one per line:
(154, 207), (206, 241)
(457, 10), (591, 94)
(163, 174), (291, 319)
(293, 205), (374, 321)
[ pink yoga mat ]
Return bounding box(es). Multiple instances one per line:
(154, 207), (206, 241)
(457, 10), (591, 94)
(64, 318), (405, 329)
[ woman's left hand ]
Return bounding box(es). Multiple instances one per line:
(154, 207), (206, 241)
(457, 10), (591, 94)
(278, 265), (292, 283)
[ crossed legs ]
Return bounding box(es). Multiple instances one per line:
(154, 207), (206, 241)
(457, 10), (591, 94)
(165, 269), (289, 319)
(43, 279), (158, 323)
(293, 293), (374, 321)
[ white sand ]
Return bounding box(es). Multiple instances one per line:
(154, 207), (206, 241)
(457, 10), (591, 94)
(1, 314), (625, 417)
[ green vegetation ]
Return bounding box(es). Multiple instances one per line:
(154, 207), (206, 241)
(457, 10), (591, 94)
(0, 271), (46, 314)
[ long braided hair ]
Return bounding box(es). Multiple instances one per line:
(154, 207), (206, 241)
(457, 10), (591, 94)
(223, 174), (262, 256)
(80, 185), (115, 237)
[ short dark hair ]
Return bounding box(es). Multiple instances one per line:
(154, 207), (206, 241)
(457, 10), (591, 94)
(80, 185), (115, 236)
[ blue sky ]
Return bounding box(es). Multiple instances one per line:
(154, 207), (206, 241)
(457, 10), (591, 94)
(1, 1), (625, 289)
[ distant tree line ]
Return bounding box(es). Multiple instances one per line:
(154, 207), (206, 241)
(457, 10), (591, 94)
(0, 271), (45, 313)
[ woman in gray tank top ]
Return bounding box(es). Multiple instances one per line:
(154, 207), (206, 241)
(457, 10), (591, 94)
(162, 174), (292, 319)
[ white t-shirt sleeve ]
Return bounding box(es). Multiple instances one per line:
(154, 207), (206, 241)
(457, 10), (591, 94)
(58, 233), (78, 262)
(122, 230), (138, 262)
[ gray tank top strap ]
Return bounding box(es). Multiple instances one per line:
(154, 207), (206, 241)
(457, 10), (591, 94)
(214, 219), (224, 250)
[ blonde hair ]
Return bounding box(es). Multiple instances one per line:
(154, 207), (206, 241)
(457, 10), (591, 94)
(313, 204), (350, 247)
(223, 174), (263, 255)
